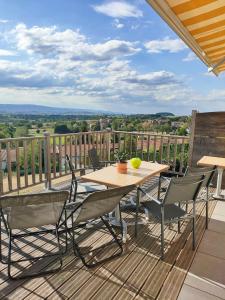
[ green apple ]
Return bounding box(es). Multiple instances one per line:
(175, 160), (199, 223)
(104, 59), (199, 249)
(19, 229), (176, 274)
(130, 157), (142, 169)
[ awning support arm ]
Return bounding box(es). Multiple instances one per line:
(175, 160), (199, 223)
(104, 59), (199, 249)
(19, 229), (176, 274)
(208, 57), (225, 73)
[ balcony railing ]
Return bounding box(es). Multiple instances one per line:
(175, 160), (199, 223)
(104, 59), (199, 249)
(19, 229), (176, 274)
(0, 130), (189, 195)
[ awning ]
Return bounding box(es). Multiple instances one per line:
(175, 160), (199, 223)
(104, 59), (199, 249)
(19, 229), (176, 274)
(146, 0), (225, 75)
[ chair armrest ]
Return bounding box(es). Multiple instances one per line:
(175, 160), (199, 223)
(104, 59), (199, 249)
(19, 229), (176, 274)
(160, 170), (184, 178)
(139, 188), (162, 205)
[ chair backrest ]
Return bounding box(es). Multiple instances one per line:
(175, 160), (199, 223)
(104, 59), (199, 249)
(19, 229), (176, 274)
(73, 185), (135, 224)
(0, 191), (69, 230)
(88, 148), (101, 171)
(163, 175), (204, 205)
(66, 155), (86, 202)
(66, 154), (76, 181)
(185, 166), (216, 188)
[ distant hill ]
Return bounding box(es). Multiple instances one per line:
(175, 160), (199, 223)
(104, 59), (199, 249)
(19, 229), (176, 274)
(0, 104), (112, 115)
(155, 112), (174, 117)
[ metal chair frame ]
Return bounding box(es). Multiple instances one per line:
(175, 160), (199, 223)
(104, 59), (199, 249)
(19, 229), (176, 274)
(65, 154), (106, 203)
(140, 175), (204, 259)
(184, 166), (216, 228)
(88, 148), (115, 171)
(0, 191), (68, 280)
(60, 185), (134, 268)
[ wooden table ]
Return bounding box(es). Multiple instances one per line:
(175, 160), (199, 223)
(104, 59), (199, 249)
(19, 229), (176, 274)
(81, 161), (169, 241)
(197, 156), (225, 200)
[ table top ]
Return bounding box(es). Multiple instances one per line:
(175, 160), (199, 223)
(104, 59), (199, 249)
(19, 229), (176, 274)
(81, 161), (169, 187)
(197, 156), (225, 168)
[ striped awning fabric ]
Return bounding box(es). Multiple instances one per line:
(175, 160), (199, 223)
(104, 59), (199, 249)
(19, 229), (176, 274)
(146, 0), (225, 75)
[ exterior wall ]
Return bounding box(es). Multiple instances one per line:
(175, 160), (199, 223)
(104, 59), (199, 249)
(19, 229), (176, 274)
(189, 110), (225, 187)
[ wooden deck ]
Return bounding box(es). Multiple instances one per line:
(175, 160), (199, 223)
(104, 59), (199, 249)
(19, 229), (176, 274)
(0, 176), (217, 300)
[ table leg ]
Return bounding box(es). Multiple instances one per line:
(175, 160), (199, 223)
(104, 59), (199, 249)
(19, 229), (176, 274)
(110, 204), (127, 243)
(135, 187), (140, 237)
(214, 167), (225, 200)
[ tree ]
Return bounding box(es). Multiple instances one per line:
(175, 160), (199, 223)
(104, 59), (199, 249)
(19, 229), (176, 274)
(177, 126), (188, 136)
(15, 126), (29, 137)
(54, 124), (71, 134)
(80, 121), (88, 132)
(0, 131), (6, 139)
(93, 121), (101, 131)
(72, 123), (80, 133)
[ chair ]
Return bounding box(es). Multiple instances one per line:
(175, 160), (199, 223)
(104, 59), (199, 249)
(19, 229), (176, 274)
(88, 148), (115, 171)
(158, 161), (185, 199)
(65, 154), (106, 202)
(185, 166), (216, 228)
(0, 191), (69, 279)
(140, 175), (204, 259)
(62, 185), (135, 268)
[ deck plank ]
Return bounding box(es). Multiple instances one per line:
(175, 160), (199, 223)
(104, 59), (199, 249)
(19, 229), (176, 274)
(0, 176), (218, 300)
(156, 200), (217, 300)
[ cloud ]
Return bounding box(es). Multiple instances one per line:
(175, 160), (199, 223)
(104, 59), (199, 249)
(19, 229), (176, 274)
(92, 1), (143, 18)
(0, 49), (16, 56)
(123, 71), (180, 86)
(144, 37), (187, 53)
(112, 19), (124, 29)
(1, 23), (224, 114)
(0, 19), (9, 24)
(11, 23), (140, 61)
(183, 52), (198, 62)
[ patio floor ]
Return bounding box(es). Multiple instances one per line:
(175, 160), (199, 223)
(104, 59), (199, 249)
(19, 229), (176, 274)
(0, 175), (218, 300)
(178, 200), (225, 300)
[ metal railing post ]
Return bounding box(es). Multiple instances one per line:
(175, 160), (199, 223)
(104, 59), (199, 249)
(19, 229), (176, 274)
(44, 132), (51, 189)
(0, 144), (3, 195)
(107, 129), (112, 161)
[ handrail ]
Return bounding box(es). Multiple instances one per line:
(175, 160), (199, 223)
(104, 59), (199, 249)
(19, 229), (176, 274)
(113, 130), (189, 139)
(0, 130), (189, 195)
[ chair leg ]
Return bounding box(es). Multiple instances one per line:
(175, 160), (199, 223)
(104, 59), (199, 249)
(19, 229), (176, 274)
(192, 202), (196, 250)
(61, 211), (69, 255)
(158, 176), (161, 200)
(161, 207), (165, 260)
(8, 227), (63, 280)
(206, 188), (209, 229)
(178, 203), (181, 233)
(0, 215), (3, 264)
(72, 217), (123, 268)
(119, 203), (126, 243)
(101, 217), (123, 252)
(0, 211), (9, 264)
(178, 221), (181, 234)
(7, 230), (13, 280)
(135, 187), (140, 237)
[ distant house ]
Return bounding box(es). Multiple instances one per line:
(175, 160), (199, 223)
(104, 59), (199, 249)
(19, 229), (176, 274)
(158, 119), (169, 125)
(100, 118), (110, 130)
(171, 121), (184, 128)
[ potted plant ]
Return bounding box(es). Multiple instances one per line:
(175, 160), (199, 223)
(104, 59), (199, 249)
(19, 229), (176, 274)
(114, 151), (129, 173)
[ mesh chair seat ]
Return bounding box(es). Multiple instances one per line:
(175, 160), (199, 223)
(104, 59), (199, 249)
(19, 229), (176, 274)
(77, 182), (106, 194)
(142, 174), (204, 260)
(52, 182), (106, 194)
(143, 201), (186, 221)
(65, 185), (135, 268)
(0, 191), (69, 279)
(4, 202), (65, 230)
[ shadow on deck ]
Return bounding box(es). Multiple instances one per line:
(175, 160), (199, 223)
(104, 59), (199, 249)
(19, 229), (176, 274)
(0, 176), (218, 300)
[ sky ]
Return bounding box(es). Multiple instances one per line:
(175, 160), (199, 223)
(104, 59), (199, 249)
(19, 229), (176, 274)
(0, 0), (224, 115)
